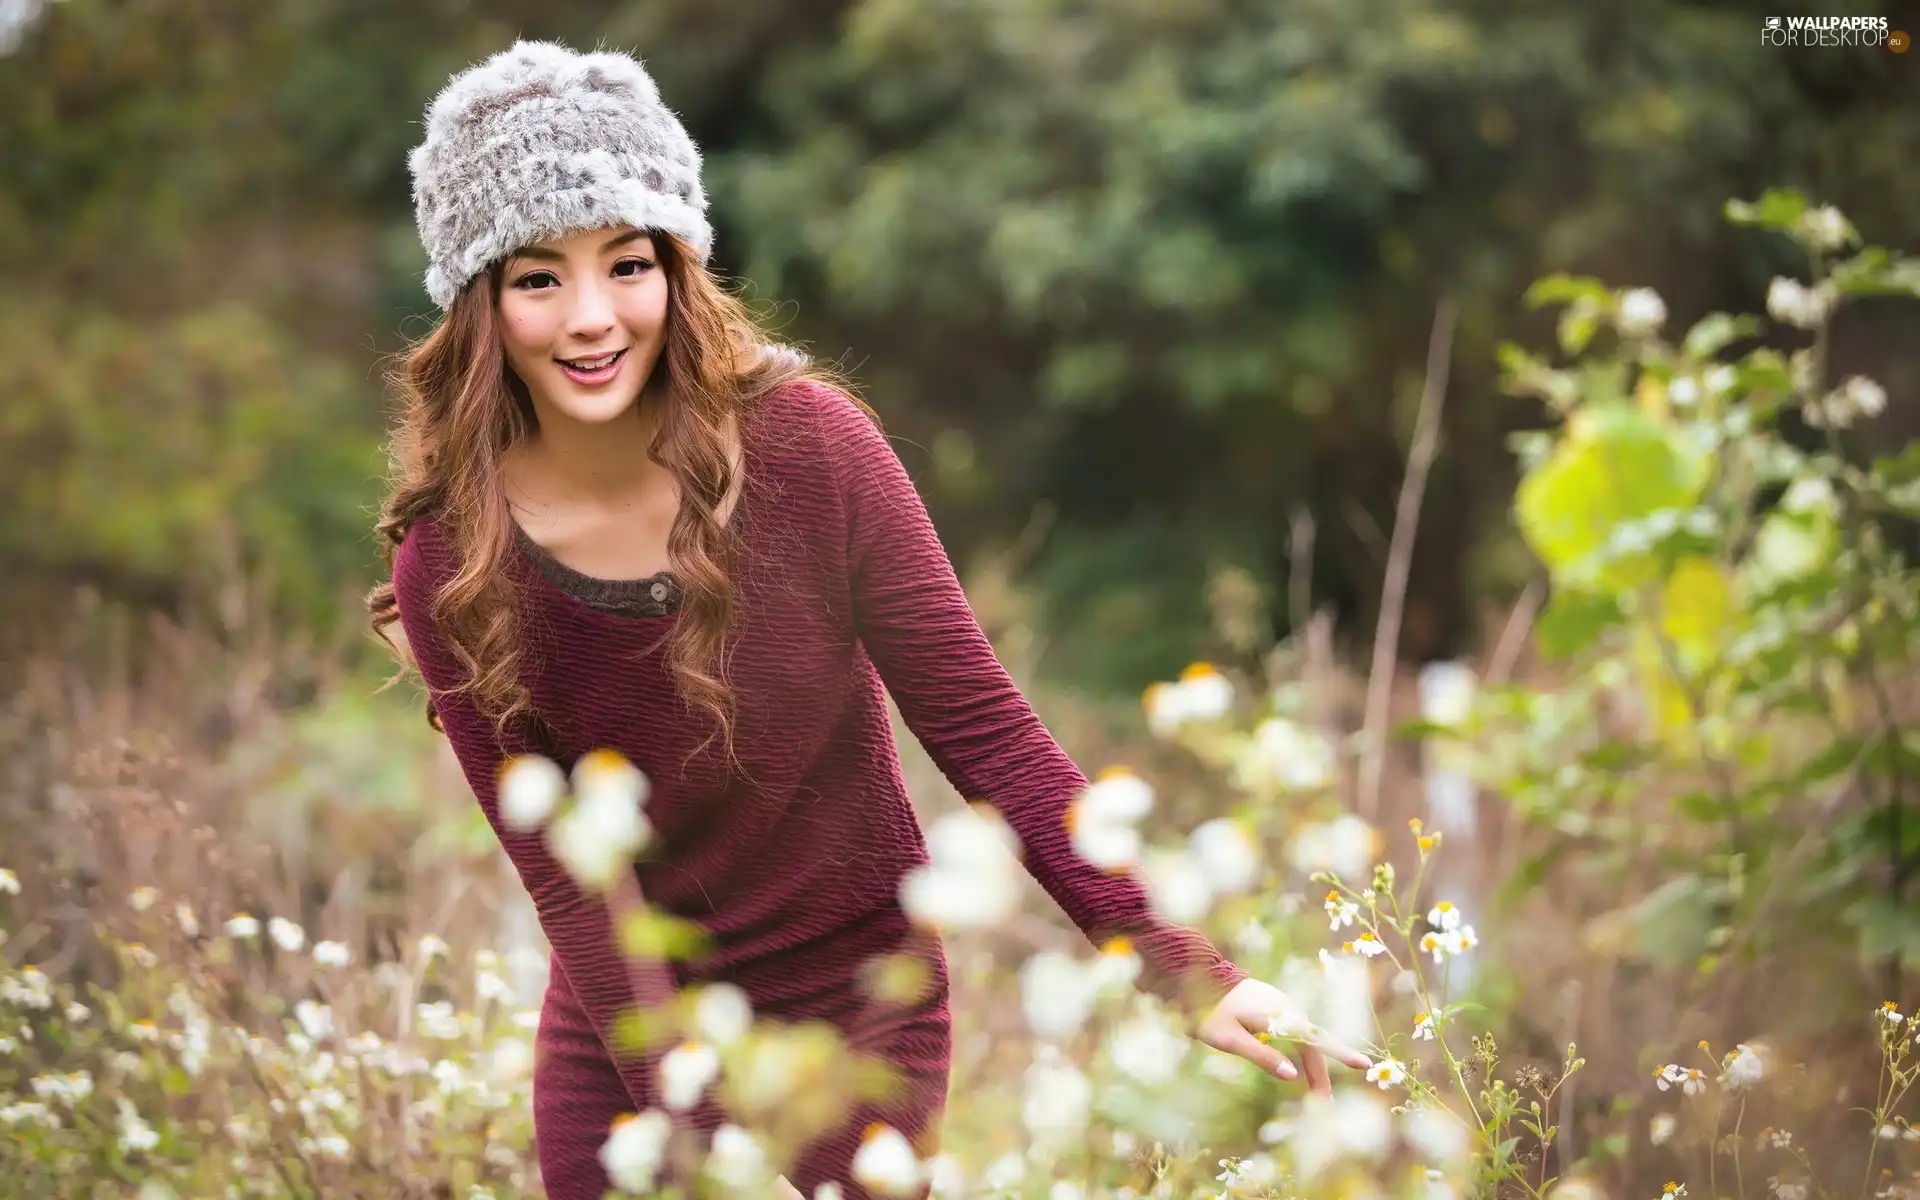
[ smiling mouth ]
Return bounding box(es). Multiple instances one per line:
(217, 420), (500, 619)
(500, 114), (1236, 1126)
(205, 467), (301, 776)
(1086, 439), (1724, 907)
(557, 349), (628, 370)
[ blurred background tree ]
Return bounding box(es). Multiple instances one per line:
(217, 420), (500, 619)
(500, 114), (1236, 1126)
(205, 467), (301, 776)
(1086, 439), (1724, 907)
(3, 0), (1914, 694)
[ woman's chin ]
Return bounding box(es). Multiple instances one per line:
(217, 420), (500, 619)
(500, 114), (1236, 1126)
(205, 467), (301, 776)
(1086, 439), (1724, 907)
(546, 389), (645, 426)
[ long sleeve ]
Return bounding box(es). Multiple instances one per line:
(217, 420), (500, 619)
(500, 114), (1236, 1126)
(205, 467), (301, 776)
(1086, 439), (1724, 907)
(391, 523), (669, 1113)
(817, 390), (1248, 1010)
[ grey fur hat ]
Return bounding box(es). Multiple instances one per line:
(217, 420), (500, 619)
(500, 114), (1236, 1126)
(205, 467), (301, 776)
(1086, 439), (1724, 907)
(407, 39), (712, 311)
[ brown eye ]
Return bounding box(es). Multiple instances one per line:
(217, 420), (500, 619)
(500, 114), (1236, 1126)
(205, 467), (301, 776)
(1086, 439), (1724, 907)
(614, 257), (655, 278)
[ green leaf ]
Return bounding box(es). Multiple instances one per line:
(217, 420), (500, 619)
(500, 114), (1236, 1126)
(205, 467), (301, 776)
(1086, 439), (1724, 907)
(1536, 588), (1622, 659)
(1557, 300), (1602, 356)
(620, 910), (713, 961)
(1725, 189), (1809, 232)
(1676, 790), (1723, 822)
(1847, 894), (1920, 968)
(1524, 273), (1612, 310)
(1873, 441), (1920, 485)
(1515, 405), (1712, 587)
(1681, 312), (1759, 360)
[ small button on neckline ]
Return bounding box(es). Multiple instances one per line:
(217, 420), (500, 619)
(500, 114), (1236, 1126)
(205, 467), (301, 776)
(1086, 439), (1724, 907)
(650, 581), (669, 602)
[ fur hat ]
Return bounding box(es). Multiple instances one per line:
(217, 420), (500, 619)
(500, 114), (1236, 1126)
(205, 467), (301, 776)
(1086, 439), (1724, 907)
(407, 40), (712, 311)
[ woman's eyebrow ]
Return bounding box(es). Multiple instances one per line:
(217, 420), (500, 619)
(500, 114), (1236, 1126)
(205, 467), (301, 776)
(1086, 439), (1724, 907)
(508, 229), (649, 262)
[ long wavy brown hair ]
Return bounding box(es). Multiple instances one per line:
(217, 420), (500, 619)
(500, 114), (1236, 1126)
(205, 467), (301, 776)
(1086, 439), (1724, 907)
(366, 229), (867, 776)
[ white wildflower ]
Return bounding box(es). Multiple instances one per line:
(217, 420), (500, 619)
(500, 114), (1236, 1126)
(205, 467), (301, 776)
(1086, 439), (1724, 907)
(5, 966), (53, 1009)
(499, 754), (567, 831)
(1806, 376), (1886, 428)
(1291, 1089), (1391, 1180)
(1723, 1042), (1764, 1089)
(1323, 891), (1359, 931)
(0, 869), (18, 895)
(1767, 277), (1828, 329)
(550, 772), (656, 892)
(1427, 901), (1464, 932)
(312, 941), (351, 967)
(1655, 1064), (1706, 1095)
(476, 966), (512, 1002)
(1141, 849), (1215, 924)
(1069, 770), (1153, 872)
(1022, 1046), (1092, 1145)
(1441, 924), (1478, 956)
(1413, 1011), (1436, 1041)
(1247, 717), (1337, 791)
(925, 1153), (968, 1197)
(268, 917), (305, 953)
(293, 1000), (333, 1041)
(1366, 1058), (1407, 1089)
(851, 1123), (922, 1197)
(1782, 478), (1837, 517)
(311, 1134), (349, 1159)
(979, 1153), (1026, 1190)
(415, 1000), (465, 1040)
(600, 1110), (672, 1193)
(417, 934), (449, 961)
(1650, 1113), (1677, 1145)
(487, 1037), (534, 1083)
(128, 886), (158, 912)
(1020, 951), (1100, 1041)
(901, 808), (1021, 930)
(704, 1123), (772, 1189)
(1078, 769), (1155, 825)
(116, 1098), (160, 1152)
(431, 1058), (466, 1095)
(1798, 206), (1854, 253)
(692, 983), (753, 1047)
(0, 1101), (53, 1126)
(1618, 288), (1667, 337)
(1188, 819), (1260, 893)
(65, 1001), (89, 1023)
(1402, 1104), (1471, 1164)
(1108, 1010), (1191, 1087)
(1289, 814), (1378, 883)
(1344, 932), (1388, 959)
(660, 1041), (721, 1111)
(1142, 663), (1234, 735)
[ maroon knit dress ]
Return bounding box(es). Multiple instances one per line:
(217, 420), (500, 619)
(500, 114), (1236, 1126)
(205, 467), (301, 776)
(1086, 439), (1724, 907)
(390, 380), (1247, 1198)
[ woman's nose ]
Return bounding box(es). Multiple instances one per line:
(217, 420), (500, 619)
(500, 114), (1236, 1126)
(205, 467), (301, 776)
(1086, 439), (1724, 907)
(564, 276), (617, 335)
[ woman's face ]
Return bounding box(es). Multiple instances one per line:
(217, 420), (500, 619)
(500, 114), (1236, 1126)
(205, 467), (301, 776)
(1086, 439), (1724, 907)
(495, 225), (669, 428)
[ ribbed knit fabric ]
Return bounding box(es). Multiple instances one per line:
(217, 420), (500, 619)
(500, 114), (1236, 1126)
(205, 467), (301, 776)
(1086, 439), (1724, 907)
(390, 380), (1248, 1198)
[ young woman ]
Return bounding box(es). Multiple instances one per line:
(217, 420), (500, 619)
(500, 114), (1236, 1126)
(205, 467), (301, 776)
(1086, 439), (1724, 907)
(369, 39), (1368, 1200)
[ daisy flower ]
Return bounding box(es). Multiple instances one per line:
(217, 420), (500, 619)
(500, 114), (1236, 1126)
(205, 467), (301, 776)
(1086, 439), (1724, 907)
(1343, 932), (1387, 959)
(1324, 891), (1359, 931)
